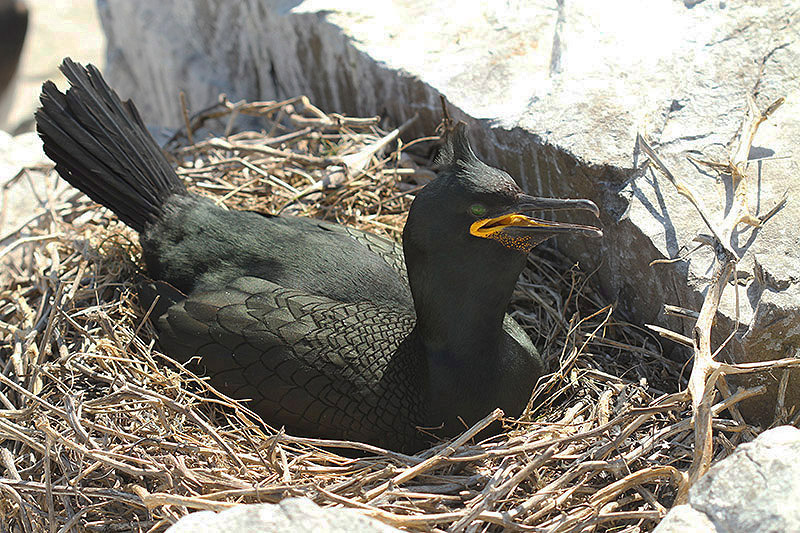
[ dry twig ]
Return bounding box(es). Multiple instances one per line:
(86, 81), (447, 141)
(639, 96), (787, 501)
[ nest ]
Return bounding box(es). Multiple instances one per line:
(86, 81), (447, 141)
(0, 95), (770, 532)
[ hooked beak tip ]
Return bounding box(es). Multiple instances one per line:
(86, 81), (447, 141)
(502, 195), (602, 238)
(585, 201), (600, 219)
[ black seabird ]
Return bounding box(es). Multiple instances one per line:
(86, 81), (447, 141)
(36, 59), (601, 452)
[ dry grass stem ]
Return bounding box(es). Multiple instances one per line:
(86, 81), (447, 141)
(0, 94), (788, 531)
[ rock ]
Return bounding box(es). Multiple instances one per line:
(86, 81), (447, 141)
(165, 497), (402, 533)
(654, 425), (800, 533)
(0, 130), (63, 278)
(654, 505), (716, 533)
(0, 0), (105, 133)
(0, 130), (48, 234)
(97, 0), (800, 421)
(0, 130), (43, 178)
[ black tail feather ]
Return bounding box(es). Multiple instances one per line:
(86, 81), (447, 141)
(35, 58), (186, 233)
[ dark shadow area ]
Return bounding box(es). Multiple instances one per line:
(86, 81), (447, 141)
(629, 168), (680, 257)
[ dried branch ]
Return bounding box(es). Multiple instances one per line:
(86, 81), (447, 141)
(640, 97), (786, 502)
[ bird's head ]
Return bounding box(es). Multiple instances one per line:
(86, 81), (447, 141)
(403, 122), (602, 266)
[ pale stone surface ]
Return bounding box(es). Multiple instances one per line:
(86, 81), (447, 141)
(654, 426), (800, 533)
(653, 505), (716, 533)
(165, 497), (402, 533)
(97, 0), (800, 420)
(0, 0), (105, 133)
(0, 130), (42, 180)
(0, 131), (48, 236)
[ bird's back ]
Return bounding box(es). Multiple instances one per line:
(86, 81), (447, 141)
(135, 193), (430, 450)
(141, 193), (413, 310)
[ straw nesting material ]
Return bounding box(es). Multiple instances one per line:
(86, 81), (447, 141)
(0, 95), (757, 532)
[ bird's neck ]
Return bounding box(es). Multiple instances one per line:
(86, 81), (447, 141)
(406, 250), (525, 366)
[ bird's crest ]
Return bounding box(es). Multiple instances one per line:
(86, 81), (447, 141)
(433, 95), (478, 170)
(434, 122), (478, 170)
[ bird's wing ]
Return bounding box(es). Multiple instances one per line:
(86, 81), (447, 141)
(153, 275), (423, 449)
(316, 220), (408, 282)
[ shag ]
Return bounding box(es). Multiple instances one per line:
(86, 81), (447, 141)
(36, 59), (602, 452)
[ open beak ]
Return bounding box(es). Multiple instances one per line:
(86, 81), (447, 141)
(470, 194), (603, 244)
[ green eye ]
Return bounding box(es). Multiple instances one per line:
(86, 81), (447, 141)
(470, 204), (487, 217)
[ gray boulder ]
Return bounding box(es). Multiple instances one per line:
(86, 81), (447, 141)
(96, 0), (800, 421)
(165, 497), (402, 533)
(0, 131), (48, 235)
(654, 425), (800, 533)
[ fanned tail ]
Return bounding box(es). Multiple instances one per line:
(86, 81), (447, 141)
(35, 57), (186, 233)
